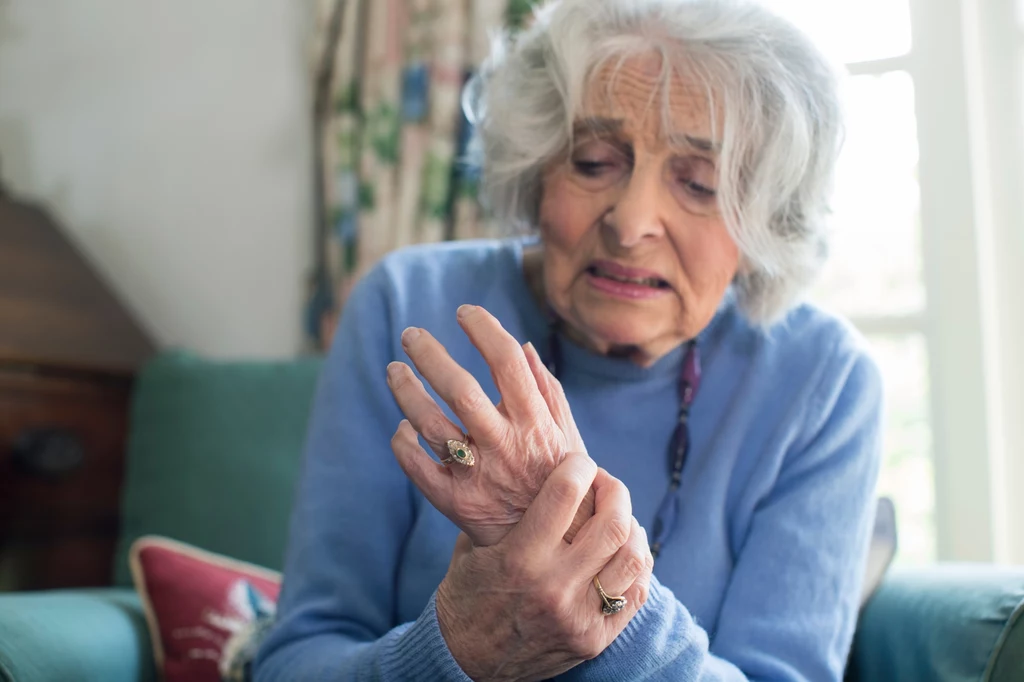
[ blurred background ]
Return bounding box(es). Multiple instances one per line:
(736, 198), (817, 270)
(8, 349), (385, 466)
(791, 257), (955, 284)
(1, 0), (1021, 571)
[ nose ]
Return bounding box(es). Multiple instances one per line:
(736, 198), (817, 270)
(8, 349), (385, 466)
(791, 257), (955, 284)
(604, 162), (666, 249)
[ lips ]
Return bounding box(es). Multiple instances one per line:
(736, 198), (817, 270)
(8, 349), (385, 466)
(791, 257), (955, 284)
(586, 260), (671, 290)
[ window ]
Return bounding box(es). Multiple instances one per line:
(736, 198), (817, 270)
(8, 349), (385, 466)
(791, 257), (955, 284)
(762, 0), (935, 564)
(763, 0), (1024, 565)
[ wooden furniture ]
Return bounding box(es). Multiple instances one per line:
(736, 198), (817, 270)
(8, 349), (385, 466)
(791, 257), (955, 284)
(0, 185), (155, 591)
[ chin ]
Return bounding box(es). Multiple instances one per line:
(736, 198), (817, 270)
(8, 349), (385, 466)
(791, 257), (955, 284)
(582, 310), (662, 349)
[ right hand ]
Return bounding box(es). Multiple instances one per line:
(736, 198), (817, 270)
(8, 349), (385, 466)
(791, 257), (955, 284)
(434, 452), (655, 682)
(387, 305), (594, 548)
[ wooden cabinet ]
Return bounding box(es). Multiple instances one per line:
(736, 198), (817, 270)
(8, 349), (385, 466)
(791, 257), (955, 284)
(0, 186), (154, 590)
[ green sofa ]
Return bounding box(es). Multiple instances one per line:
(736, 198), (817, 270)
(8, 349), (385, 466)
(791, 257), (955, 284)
(0, 352), (1021, 681)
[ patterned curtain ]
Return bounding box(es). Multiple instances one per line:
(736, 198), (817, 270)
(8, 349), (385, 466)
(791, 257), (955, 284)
(307, 0), (537, 351)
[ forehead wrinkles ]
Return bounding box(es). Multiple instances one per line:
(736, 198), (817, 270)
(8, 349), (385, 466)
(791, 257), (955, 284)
(581, 56), (715, 149)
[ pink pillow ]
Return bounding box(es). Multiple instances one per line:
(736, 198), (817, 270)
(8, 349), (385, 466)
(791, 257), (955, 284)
(129, 536), (280, 682)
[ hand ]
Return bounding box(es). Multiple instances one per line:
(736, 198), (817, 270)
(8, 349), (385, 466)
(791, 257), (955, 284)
(387, 304), (594, 547)
(435, 453), (654, 682)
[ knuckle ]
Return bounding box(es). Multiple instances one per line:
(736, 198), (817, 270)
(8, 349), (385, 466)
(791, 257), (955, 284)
(634, 580), (651, 608)
(623, 547), (647, 578)
(634, 573), (651, 602)
(452, 386), (488, 416)
(535, 582), (566, 616)
(612, 477), (632, 507)
(497, 358), (536, 395)
(548, 475), (583, 508)
(500, 552), (527, 583)
(493, 355), (524, 380)
(422, 414), (453, 442)
(604, 513), (632, 550)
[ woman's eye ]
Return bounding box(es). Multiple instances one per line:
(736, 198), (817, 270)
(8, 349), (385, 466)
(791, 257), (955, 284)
(683, 180), (716, 197)
(671, 157), (718, 200)
(572, 160), (615, 177)
(568, 138), (629, 185)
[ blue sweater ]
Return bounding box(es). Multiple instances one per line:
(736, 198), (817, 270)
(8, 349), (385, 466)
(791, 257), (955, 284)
(254, 238), (883, 681)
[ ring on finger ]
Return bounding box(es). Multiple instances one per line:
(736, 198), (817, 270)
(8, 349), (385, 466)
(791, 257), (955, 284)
(440, 436), (475, 467)
(593, 576), (627, 616)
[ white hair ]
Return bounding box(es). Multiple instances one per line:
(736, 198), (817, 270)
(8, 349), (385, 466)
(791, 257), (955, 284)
(464, 0), (845, 324)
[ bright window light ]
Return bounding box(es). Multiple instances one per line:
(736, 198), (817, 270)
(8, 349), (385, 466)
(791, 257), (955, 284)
(759, 0), (913, 64)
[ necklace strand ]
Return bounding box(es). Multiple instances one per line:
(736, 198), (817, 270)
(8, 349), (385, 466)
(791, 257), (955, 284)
(544, 333), (701, 559)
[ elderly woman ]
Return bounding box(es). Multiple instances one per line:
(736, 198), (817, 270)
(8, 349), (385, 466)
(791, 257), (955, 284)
(255, 0), (882, 679)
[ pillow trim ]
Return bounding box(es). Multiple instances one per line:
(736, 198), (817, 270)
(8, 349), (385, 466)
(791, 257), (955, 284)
(982, 590), (1024, 681)
(127, 535), (282, 674)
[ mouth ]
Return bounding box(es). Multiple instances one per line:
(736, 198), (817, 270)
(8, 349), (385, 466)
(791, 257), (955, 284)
(584, 261), (672, 300)
(585, 263), (671, 289)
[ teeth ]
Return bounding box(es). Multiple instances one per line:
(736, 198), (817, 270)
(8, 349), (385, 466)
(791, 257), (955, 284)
(594, 268), (663, 287)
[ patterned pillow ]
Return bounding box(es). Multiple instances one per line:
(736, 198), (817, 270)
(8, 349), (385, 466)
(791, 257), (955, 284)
(129, 536), (280, 682)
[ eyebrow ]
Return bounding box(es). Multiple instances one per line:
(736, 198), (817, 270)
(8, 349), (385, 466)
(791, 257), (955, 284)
(572, 116), (623, 138)
(572, 116), (721, 154)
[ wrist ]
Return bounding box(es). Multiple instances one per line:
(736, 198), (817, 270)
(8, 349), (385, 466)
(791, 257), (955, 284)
(436, 579), (484, 681)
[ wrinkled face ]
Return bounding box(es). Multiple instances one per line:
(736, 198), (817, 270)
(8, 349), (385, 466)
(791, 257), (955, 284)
(538, 55), (740, 365)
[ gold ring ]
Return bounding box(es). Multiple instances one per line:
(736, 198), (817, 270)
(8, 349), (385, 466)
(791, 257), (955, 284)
(441, 437), (475, 467)
(593, 576), (627, 615)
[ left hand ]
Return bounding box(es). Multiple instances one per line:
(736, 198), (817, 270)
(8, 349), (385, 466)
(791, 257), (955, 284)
(387, 304), (594, 547)
(434, 456), (654, 681)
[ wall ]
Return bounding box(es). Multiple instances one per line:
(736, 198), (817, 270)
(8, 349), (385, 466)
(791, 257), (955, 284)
(0, 0), (313, 358)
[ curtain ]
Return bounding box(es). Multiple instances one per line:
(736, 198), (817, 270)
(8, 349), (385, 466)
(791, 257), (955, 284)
(307, 0), (535, 351)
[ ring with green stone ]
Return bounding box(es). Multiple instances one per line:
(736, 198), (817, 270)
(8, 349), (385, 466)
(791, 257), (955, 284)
(442, 438), (475, 467)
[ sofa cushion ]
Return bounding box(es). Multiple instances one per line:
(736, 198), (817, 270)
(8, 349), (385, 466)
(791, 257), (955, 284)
(849, 563), (1024, 681)
(113, 351), (322, 586)
(0, 588), (155, 682)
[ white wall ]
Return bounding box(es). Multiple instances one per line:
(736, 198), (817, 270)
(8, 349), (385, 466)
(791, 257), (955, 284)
(0, 0), (314, 358)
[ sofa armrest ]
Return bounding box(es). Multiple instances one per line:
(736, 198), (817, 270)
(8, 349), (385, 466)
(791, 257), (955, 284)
(849, 563), (1024, 682)
(0, 588), (157, 682)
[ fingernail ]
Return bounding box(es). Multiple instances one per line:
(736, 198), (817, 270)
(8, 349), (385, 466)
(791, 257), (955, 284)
(456, 304), (475, 320)
(401, 327), (421, 345)
(523, 341), (537, 358)
(386, 362), (402, 384)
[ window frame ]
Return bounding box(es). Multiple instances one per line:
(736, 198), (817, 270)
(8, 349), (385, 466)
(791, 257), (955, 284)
(826, 0), (1024, 563)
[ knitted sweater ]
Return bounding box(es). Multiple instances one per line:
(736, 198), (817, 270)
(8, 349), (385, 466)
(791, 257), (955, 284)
(254, 238), (883, 681)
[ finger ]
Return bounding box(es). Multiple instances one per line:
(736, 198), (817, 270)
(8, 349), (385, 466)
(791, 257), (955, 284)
(387, 361), (465, 460)
(390, 420), (454, 514)
(509, 451), (597, 548)
(457, 305), (547, 423)
(400, 327), (507, 445)
(609, 526), (655, 624)
(562, 487), (597, 545)
(568, 469), (633, 574)
(521, 341), (594, 543)
(592, 518), (651, 613)
(522, 341), (561, 423)
(522, 341), (583, 451)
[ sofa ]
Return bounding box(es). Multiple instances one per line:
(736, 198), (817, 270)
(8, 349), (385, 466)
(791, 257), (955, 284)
(0, 352), (1021, 681)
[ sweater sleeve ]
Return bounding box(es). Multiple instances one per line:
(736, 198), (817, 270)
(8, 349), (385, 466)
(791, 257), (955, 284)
(253, 265), (472, 682)
(561, 346), (884, 682)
